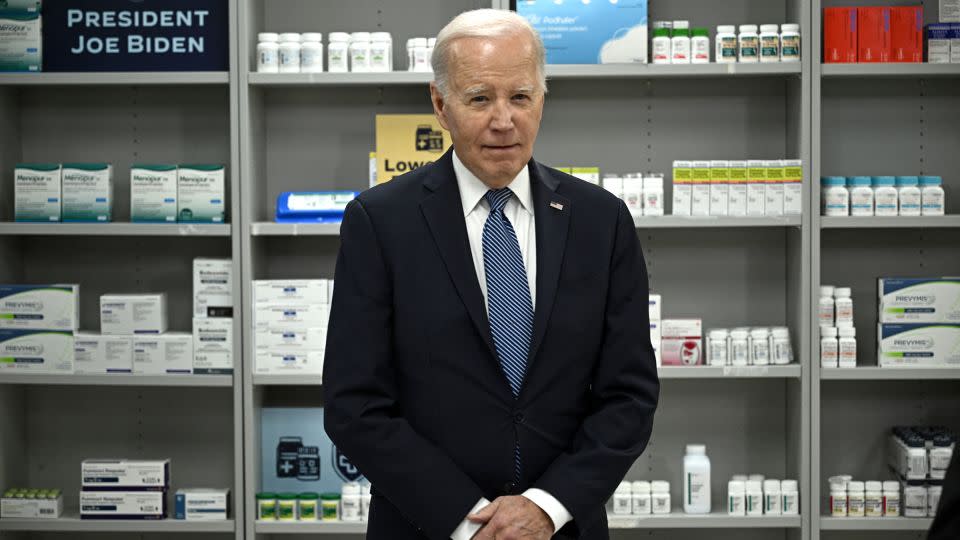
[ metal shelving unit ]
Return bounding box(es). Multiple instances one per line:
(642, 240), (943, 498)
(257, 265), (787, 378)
(0, 515), (236, 533)
(820, 216), (960, 229)
(0, 373), (234, 387)
(821, 367), (960, 381)
(0, 72), (230, 86)
(821, 63), (960, 78)
(819, 517), (934, 531)
(0, 223), (232, 237)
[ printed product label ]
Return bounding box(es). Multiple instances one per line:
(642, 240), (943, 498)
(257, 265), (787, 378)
(720, 37), (737, 58)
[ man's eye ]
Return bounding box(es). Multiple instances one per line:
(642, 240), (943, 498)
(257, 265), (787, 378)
(471, 96), (489, 103)
(513, 94), (530, 101)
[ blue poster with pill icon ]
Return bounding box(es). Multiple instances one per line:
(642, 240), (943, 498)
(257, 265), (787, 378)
(260, 408), (365, 494)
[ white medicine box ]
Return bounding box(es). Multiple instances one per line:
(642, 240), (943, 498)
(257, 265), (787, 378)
(100, 293), (168, 335)
(194, 258), (234, 318)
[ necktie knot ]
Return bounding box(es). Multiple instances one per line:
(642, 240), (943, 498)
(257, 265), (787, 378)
(485, 188), (513, 213)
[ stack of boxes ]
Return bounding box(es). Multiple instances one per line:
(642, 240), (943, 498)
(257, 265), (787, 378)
(672, 160), (802, 217)
(825, 5), (960, 64)
(192, 258), (234, 375)
(888, 426), (955, 517)
(930, 0), (960, 63)
(877, 277), (960, 367)
(0, 1), (41, 73)
(80, 459), (169, 520)
(0, 284), (77, 374)
(254, 280), (331, 375)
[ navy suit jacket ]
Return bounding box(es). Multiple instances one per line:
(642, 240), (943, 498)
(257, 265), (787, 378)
(323, 149), (659, 539)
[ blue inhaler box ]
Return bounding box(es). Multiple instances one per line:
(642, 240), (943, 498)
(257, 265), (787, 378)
(275, 192), (358, 223)
(517, 0), (648, 64)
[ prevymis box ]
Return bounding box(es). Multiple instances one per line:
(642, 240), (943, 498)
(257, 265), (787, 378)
(879, 278), (960, 323)
(824, 7), (858, 63)
(194, 258), (233, 318)
(660, 319), (703, 366)
(783, 160), (803, 216)
(0, 330), (73, 373)
(81, 459), (169, 488)
(100, 293), (168, 335)
(671, 161), (693, 216)
(177, 165), (225, 223)
(0, 12), (41, 72)
(0, 284), (79, 331)
(133, 333), (193, 375)
(130, 165), (178, 223)
(14, 163), (61, 222)
(175, 488), (229, 521)
(764, 160), (785, 217)
(255, 350), (325, 375)
(1, 494), (63, 519)
(255, 327), (326, 351)
(858, 7), (891, 63)
(193, 317), (233, 374)
(890, 6), (923, 62)
(878, 323), (960, 367)
(62, 163), (113, 222)
(728, 161), (748, 217)
(254, 304), (330, 329)
(253, 279), (329, 306)
(690, 161), (711, 217)
(80, 490), (165, 520)
(746, 161), (766, 216)
(518, 0), (647, 64)
(74, 333), (133, 374)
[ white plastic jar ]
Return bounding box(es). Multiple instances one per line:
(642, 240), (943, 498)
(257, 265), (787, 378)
(904, 481), (928, 517)
(632, 481), (652, 515)
(780, 24), (801, 62)
(821, 326), (839, 368)
(613, 481), (632, 515)
(729, 329), (750, 366)
(328, 32), (350, 73)
(341, 482), (362, 521)
(257, 32), (280, 73)
(746, 481), (764, 516)
(819, 285), (836, 327)
(708, 329), (729, 366)
(834, 287), (853, 327)
(930, 435), (954, 480)
(821, 176), (849, 216)
(691, 28), (710, 64)
(349, 32), (371, 73)
(763, 479), (782, 515)
(683, 444), (711, 514)
(651, 27), (672, 64)
(651, 481), (671, 514)
(300, 33), (324, 73)
(897, 176), (922, 216)
(847, 481), (866, 517)
(671, 21), (691, 64)
(838, 326), (857, 368)
(929, 482), (943, 517)
(278, 33), (302, 73)
(738, 25), (760, 63)
(643, 175), (665, 216)
(411, 37), (430, 72)
(370, 32), (392, 72)
(759, 24), (781, 63)
(830, 481), (848, 517)
(728, 480), (746, 516)
(771, 327), (792, 365)
(716, 25), (737, 63)
(883, 481), (901, 516)
(873, 176), (899, 216)
(848, 176), (874, 216)
(427, 37), (436, 71)
(921, 176), (945, 216)
(361, 483), (372, 520)
(750, 328), (770, 365)
(781, 480), (799, 515)
(864, 481), (883, 517)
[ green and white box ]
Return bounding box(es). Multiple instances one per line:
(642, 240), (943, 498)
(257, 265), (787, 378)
(62, 163), (113, 222)
(0, 284), (79, 331)
(0, 12), (41, 72)
(193, 317), (233, 374)
(878, 323), (960, 367)
(74, 333), (133, 374)
(15, 163), (61, 222)
(879, 278), (960, 323)
(132, 333), (193, 375)
(131, 165), (178, 223)
(0, 1), (42, 11)
(177, 165), (225, 223)
(0, 330), (74, 373)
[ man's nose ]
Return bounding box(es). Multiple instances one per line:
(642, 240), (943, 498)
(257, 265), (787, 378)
(489, 99), (514, 131)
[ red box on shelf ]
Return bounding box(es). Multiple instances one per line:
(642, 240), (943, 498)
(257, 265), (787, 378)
(824, 7), (858, 63)
(858, 7), (892, 62)
(890, 6), (924, 62)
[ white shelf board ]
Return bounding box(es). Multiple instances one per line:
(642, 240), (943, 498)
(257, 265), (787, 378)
(0, 514), (234, 532)
(0, 223), (231, 237)
(822, 63), (960, 78)
(660, 365), (801, 379)
(0, 72), (229, 86)
(820, 517), (933, 530)
(821, 367), (960, 380)
(820, 216), (960, 229)
(256, 520), (368, 533)
(635, 216), (801, 228)
(253, 375), (322, 386)
(0, 373), (233, 387)
(251, 222), (341, 236)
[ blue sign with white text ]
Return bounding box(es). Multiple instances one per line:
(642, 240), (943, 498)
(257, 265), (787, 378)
(42, 0), (228, 72)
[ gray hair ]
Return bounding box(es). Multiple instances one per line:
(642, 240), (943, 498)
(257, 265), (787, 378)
(431, 9), (547, 98)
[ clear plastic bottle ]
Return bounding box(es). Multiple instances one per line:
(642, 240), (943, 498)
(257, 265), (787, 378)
(691, 28), (710, 64)
(750, 328), (771, 365)
(652, 27), (672, 64)
(921, 176), (945, 216)
(716, 25), (738, 63)
(819, 285), (836, 327)
(847, 481), (866, 517)
(821, 176), (849, 216)
(728, 481), (746, 516)
(671, 21), (691, 64)
(896, 176), (922, 217)
(278, 33), (302, 73)
(820, 326), (839, 368)
(759, 24), (781, 63)
(848, 176), (874, 216)
(257, 33), (280, 73)
(838, 326), (857, 368)
(327, 32), (350, 73)
(780, 24), (801, 62)
(683, 445), (711, 514)
(873, 176), (899, 216)
(738, 25), (760, 63)
(300, 33), (324, 73)
(834, 287), (854, 328)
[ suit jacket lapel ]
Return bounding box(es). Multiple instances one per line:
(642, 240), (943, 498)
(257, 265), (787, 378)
(419, 149), (499, 362)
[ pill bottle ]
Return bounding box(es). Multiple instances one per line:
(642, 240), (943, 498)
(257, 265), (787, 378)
(738, 25), (760, 63)
(652, 27), (672, 64)
(651, 481), (671, 514)
(821, 176), (849, 216)
(864, 481), (883, 517)
(749, 474), (766, 483)
(277, 493), (298, 521)
(671, 21), (691, 64)
(683, 444), (711, 514)
(427, 37), (436, 71)
(819, 285), (836, 327)
(781, 480), (799, 515)
(370, 32), (392, 72)
(906, 437), (929, 478)
(603, 175), (625, 200)
(746, 481), (764, 516)
(632, 481), (652, 515)
(930, 435), (953, 480)
(257, 33), (280, 73)
(780, 24), (801, 62)
(278, 33), (302, 73)
(716, 25), (738, 63)
(341, 483), (362, 521)
(920, 176), (945, 216)
(847, 481), (865, 517)
(300, 33), (324, 73)
(257, 492), (278, 521)
(883, 480), (901, 516)
(834, 287), (853, 327)
(729, 329), (750, 366)
(349, 32), (371, 73)
(763, 479), (782, 515)
(830, 481), (848, 516)
(691, 28), (710, 64)
(759, 24), (781, 63)
(361, 483), (372, 520)
(848, 176), (874, 216)
(708, 329), (729, 366)
(821, 326), (839, 368)
(643, 175), (665, 216)
(613, 481), (632, 515)
(873, 176), (899, 216)
(896, 176), (922, 216)
(405, 38), (415, 71)
(929, 481), (943, 517)
(328, 32), (350, 73)
(750, 328), (770, 365)
(728, 481), (746, 515)
(771, 327), (792, 365)
(838, 326), (857, 368)
(298, 492), (320, 521)
(321, 493), (341, 521)
(904, 481), (927, 517)
(411, 37), (430, 72)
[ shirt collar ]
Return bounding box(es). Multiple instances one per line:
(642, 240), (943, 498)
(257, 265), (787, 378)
(452, 149), (533, 217)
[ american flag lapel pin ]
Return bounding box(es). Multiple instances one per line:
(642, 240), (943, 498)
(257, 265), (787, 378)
(550, 201), (564, 211)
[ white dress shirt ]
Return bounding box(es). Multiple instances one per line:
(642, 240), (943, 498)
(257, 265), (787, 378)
(449, 151), (573, 539)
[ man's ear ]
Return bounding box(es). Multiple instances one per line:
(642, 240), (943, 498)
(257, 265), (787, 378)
(430, 82), (450, 131)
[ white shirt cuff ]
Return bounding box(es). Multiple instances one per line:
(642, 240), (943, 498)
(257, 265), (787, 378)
(522, 488), (573, 533)
(450, 497), (490, 540)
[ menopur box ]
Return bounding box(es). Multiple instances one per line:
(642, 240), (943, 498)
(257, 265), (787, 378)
(0, 12), (41, 72)
(177, 165), (225, 223)
(81, 459), (170, 488)
(62, 163), (113, 222)
(879, 278), (960, 323)
(80, 490), (166, 520)
(0, 284), (79, 331)
(131, 165), (178, 223)
(15, 163), (60, 222)
(878, 323), (960, 367)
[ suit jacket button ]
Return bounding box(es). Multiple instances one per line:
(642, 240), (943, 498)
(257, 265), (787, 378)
(503, 482), (516, 494)
(514, 412), (524, 424)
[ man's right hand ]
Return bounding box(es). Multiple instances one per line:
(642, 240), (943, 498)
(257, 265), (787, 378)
(468, 496), (553, 540)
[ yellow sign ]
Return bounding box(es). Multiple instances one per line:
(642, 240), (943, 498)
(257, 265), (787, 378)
(375, 114), (452, 184)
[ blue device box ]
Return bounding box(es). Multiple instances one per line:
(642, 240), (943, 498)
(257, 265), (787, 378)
(275, 192), (358, 223)
(517, 0), (648, 64)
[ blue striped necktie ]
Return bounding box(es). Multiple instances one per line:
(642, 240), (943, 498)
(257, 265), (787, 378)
(482, 187), (534, 483)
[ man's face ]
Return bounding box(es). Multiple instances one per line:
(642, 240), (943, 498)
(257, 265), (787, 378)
(430, 33), (545, 189)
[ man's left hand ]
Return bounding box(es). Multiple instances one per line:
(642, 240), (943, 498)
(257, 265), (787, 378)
(468, 495), (553, 540)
